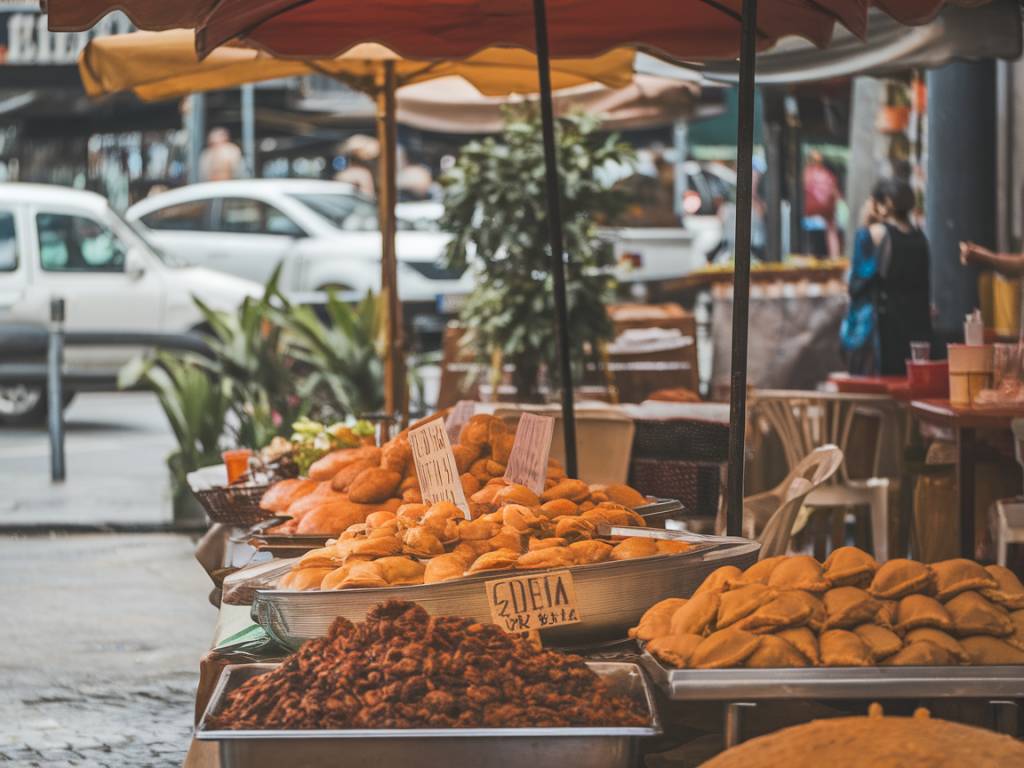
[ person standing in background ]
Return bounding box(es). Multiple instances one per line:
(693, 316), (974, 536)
(199, 127), (243, 181)
(803, 149), (842, 258)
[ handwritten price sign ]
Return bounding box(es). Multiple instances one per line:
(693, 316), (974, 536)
(409, 417), (470, 519)
(485, 570), (582, 633)
(503, 413), (555, 495)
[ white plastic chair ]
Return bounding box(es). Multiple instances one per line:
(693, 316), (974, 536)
(749, 390), (900, 561)
(992, 418), (1024, 566)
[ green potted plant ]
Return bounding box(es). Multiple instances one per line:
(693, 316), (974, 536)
(441, 108), (633, 400)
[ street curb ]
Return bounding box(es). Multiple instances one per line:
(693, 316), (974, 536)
(0, 522), (208, 535)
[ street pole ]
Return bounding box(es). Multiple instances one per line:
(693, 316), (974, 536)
(531, 0), (578, 478)
(726, 0), (758, 537)
(241, 83), (256, 177)
(48, 298), (65, 483)
(187, 92), (205, 184)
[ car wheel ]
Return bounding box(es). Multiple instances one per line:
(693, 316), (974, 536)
(0, 385), (74, 426)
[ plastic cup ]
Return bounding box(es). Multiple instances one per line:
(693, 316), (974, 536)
(222, 449), (253, 484)
(909, 341), (931, 362)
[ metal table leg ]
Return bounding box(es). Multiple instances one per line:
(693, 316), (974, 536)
(990, 700), (1020, 736)
(724, 702), (757, 748)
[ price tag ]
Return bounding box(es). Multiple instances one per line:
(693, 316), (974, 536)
(485, 570), (582, 633)
(409, 417), (470, 519)
(503, 412), (555, 494)
(445, 400), (476, 444)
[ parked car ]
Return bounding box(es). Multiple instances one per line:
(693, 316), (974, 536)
(0, 183), (260, 424)
(126, 180), (473, 337)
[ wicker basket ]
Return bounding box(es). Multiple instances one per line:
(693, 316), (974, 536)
(192, 483), (273, 527)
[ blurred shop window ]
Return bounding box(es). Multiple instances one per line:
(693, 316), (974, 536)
(140, 200), (214, 232)
(37, 214), (126, 273)
(287, 193), (377, 231)
(217, 198), (304, 236)
(0, 212), (17, 271)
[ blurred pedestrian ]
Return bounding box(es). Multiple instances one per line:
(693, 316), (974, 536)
(803, 149), (842, 258)
(199, 127), (243, 181)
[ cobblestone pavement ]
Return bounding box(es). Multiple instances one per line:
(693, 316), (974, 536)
(0, 534), (214, 767)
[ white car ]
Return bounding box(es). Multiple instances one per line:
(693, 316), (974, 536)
(126, 180), (473, 315)
(0, 183), (260, 424)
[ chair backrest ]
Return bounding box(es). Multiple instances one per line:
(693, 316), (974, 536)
(756, 444), (843, 558)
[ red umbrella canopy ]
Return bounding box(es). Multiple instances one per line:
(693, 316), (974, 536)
(47, 1), (984, 60)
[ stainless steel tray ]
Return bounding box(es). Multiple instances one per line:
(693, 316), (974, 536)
(197, 661), (660, 768)
(252, 534), (759, 649)
(640, 651), (1024, 700)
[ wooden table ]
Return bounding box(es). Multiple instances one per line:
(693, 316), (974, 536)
(909, 399), (1024, 557)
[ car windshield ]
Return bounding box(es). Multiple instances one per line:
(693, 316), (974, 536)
(288, 193), (379, 232)
(109, 207), (184, 266)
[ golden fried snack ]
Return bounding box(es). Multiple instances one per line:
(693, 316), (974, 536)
(487, 527), (524, 552)
(340, 561), (388, 589)
(745, 634), (809, 668)
(590, 503), (646, 527)
(822, 546), (878, 588)
(279, 566), (333, 591)
(319, 561), (364, 591)
(541, 478), (590, 502)
(931, 558), (998, 602)
(460, 473), (481, 498)
(366, 509), (398, 528)
(399, 475), (419, 492)
(610, 537), (659, 561)
(568, 540), (613, 565)
(494, 484), (540, 508)
(669, 591), (720, 636)
(904, 628), (970, 663)
(452, 540), (491, 562)
(466, 548), (520, 574)
(1010, 610), (1024, 651)
(308, 446), (381, 481)
(501, 503), (543, 532)
(421, 501), (461, 524)
(451, 443), (481, 474)
(982, 565), (1024, 610)
(869, 558), (935, 600)
(739, 556), (786, 585)
(490, 432), (516, 465)
(961, 635), (1024, 665)
(468, 458), (492, 485)
(375, 556), (425, 586)
(787, 590), (827, 632)
(819, 629), (872, 666)
(458, 414), (494, 447)
(716, 583), (775, 629)
(260, 478), (319, 513)
(539, 498), (578, 519)
(402, 487), (423, 504)
(294, 502), (369, 535)
(349, 535), (402, 560)
(656, 540), (694, 555)
(380, 438), (412, 475)
(823, 586), (881, 630)
(604, 483), (648, 509)
(329, 458), (379, 492)
(853, 624), (903, 662)
(297, 546), (343, 569)
(884, 640), (954, 666)
(646, 634), (704, 668)
(944, 591), (1013, 637)
(458, 518), (501, 541)
(348, 467), (402, 504)
(776, 626), (820, 665)
(517, 547), (575, 570)
(895, 594), (953, 633)
(874, 599), (897, 630)
(693, 565), (743, 597)
(285, 483), (346, 518)
(738, 590), (814, 634)
(768, 555), (829, 592)
(469, 483), (501, 505)
(630, 598), (689, 641)
(483, 459), (506, 477)
(370, 521), (400, 539)
(690, 628), (761, 669)
(401, 527), (444, 558)
(529, 536), (568, 551)
(423, 553), (470, 584)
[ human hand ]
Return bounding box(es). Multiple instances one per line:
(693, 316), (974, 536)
(960, 241), (994, 266)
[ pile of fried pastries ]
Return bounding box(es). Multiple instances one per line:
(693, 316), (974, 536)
(633, 547), (1024, 668)
(206, 600), (650, 730)
(260, 412), (651, 536)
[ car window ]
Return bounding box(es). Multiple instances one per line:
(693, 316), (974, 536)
(0, 210), (16, 271)
(36, 213), (126, 273)
(140, 199), (213, 232)
(216, 197), (304, 236)
(287, 193), (378, 231)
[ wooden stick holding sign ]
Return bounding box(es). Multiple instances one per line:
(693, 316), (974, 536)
(503, 412), (555, 495)
(408, 417), (471, 519)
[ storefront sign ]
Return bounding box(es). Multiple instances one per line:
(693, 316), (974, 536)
(485, 569), (581, 633)
(0, 5), (131, 67)
(503, 412), (555, 494)
(445, 399), (475, 444)
(409, 417), (470, 518)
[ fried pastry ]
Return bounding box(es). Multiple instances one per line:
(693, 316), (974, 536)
(822, 546), (878, 588)
(944, 591), (1013, 637)
(421, 501), (461, 524)
(375, 556), (426, 586)
(516, 547), (575, 570)
(401, 486), (423, 503)
(716, 583), (775, 629)
(904, 628), (970, 663)
(260, 478), (318, 512)
(883, 640), (954, 666)
(604, 483), (648, 508)
(895, 594), (953, 633)
(630, 598), (689, 641)
(611, 537), (659, 561)
(452, 540), (491, 562)
(423, 553), (470, 584)
(869, 558), (934, 599)
(466, 548), (520, 574)
(591, 504), (646, 527)
(450, 442), (481, 474)
(295, 502), (369, 535)
(329, 458), (379, 492)
(490, 432), (516, 465)
(738, 555), (786, 585)
(693, 565), (743, 597)
(279, 566), (332, 591)
(768, 555), (829, 592)
(348, 467), (402, 504)
(400, 527), (444, 558)
(501, 503), (543, 531)
(669, 591), (720, 636)
(819, 629), (872, 666)
(484, 459), (507, 477)
(981, 565), (1024, 610)
(458, 518), (501, 541)
(960, 635), (1024, 665)
(853, 624), (903, 661)
(349, 535), (402, 560)
(285, 484), (346, 518)
(656, 540), (694, 555)
(539, 498), (578, 519)
(494, 484), (541, 508)
(366, 510), (397, 529)
(776, 626), (820, 665)
(458, 414), (494, 447)
(308, 446), (380, 481)
(745, 634), (809, 668)
(647, 634), (704, 668)
(788, 590), (827, 632)
(1010, 610), (1024, 651)
(487, 526), (524, 552)
(931, 558), (998, 601)
(380, 438), (412, 474)
(319, 561), (364, 591)
(738, 590), (814, 634)
(340, 561), (388, 589)
(874, 599), (897, 629)
(568, 540), (613, 565)
(460, 473), (481, 498)
(529, 536), (568, 551)
(297, 546), (343, 569)
(541, 478), (590, 502)
(823, 586), (881, 630)
(469, 483), (501, 505)
(689, 628), (761, 669)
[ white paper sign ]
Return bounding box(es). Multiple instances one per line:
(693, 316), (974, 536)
(409, 417), (471, 519)
(445, 400), (476, 444)
(503, 413), (555, 494)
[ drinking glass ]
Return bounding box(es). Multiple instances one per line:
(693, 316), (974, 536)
(909, 341), (931, 362)
(992, 343), (1021, 400)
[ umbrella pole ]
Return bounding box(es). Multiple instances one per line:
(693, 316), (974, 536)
(376, 60), (406, 434)
(531, 0), (578, 478)
(726, 0), (758, 537)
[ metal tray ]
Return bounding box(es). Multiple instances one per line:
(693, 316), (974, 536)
(197, 661), (660, 768)
(640, 651), (1024, 700)
(252, 534), (759, 649)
